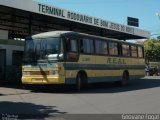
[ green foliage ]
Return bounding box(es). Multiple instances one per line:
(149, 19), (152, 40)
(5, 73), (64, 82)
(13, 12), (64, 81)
(144, 37), (160, 62)
(157, 36), (160, 40)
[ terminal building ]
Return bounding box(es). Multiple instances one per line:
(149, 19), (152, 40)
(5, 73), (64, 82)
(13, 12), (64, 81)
(0, 0), (150, 83)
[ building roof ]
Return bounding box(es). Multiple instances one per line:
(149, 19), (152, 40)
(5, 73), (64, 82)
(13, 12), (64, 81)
(0, 0), (150, 40)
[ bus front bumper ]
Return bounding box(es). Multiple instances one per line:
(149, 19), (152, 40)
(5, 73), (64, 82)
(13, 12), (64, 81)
(22, 76), (65, 84)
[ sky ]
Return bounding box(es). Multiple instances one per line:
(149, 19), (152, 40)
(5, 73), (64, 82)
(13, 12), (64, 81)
(36, 0), (160, 37)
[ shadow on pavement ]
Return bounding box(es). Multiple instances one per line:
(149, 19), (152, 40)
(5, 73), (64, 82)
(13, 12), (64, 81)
(82, 78), (160, 93)
(0, 101), (66, 119)
(0, 77), (160, 94)
(23, 78), (160, 94)
(0, 83), (24, 90)
(31, 78), (160, 94)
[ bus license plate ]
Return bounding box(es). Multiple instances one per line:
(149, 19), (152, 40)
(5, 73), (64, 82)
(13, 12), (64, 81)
(32, 78), (44, 82)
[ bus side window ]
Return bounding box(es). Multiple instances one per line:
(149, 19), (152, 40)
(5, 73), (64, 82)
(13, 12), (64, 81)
(122, 44), (130, 57)
(81, 38), (94, 54)
(109, 42), (118, 56)
(65, 38), (79, 61)
(131, 45), (138, 57)
(95, 40), (108, 55)
(138, 46), (144, 58)
(80, 39), (84, 53)
(118, 43), (122, 56)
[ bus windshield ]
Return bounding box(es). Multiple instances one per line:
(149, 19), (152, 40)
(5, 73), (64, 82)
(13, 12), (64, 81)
(23, 37), (63, 62)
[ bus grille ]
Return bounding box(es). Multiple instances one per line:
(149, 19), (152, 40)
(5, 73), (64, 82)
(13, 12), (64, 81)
(30, 71), (49, 75)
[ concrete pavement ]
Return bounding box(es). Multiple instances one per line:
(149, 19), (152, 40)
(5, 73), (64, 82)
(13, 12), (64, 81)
(0, 76), (160, 119)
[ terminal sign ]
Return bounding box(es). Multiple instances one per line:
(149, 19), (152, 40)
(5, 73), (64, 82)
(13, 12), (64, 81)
(38, 3), (134, 34)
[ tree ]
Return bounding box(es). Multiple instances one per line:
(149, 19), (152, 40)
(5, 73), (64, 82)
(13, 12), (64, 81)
(143, 37), (160, 62)
(157, 36), (160, 40)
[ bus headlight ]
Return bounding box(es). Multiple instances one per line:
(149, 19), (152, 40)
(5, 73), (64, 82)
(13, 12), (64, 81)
(50, 66), (62, 75)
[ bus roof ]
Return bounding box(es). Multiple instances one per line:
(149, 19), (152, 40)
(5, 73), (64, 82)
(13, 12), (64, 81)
(32, 31), (73, 38)
(31, 31), (143, 46)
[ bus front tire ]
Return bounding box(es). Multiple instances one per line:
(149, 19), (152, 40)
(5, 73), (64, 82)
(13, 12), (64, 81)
(75, 72), (87, 92)
(76, 74), (82, 92)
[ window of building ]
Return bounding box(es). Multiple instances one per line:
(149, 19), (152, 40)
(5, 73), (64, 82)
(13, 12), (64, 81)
(109, 42), (118, 55)
(131, 46), (138, 57)
(122, 44), (130, 56)
(95, 40), (108, 55)
(12, 50), (23, 66)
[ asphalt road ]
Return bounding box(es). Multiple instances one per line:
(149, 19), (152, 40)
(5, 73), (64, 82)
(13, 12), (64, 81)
(0, 76), (160, 119)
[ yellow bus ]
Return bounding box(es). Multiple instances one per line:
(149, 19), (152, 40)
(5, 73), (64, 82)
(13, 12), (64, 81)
(22, 31), (145, 91)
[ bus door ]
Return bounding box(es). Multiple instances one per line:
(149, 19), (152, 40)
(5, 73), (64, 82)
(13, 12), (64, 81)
(0, 49), (6, 82)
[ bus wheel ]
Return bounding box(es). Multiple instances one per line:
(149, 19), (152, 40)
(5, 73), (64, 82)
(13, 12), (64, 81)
(121, 71), (129, 86)
(76, 74), (82, 92)
(75, 72), (87, 92)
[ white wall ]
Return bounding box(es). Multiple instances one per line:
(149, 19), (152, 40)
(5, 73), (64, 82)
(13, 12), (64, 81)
(0, 44), (24, 65)
(0, 30), (8, 39)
